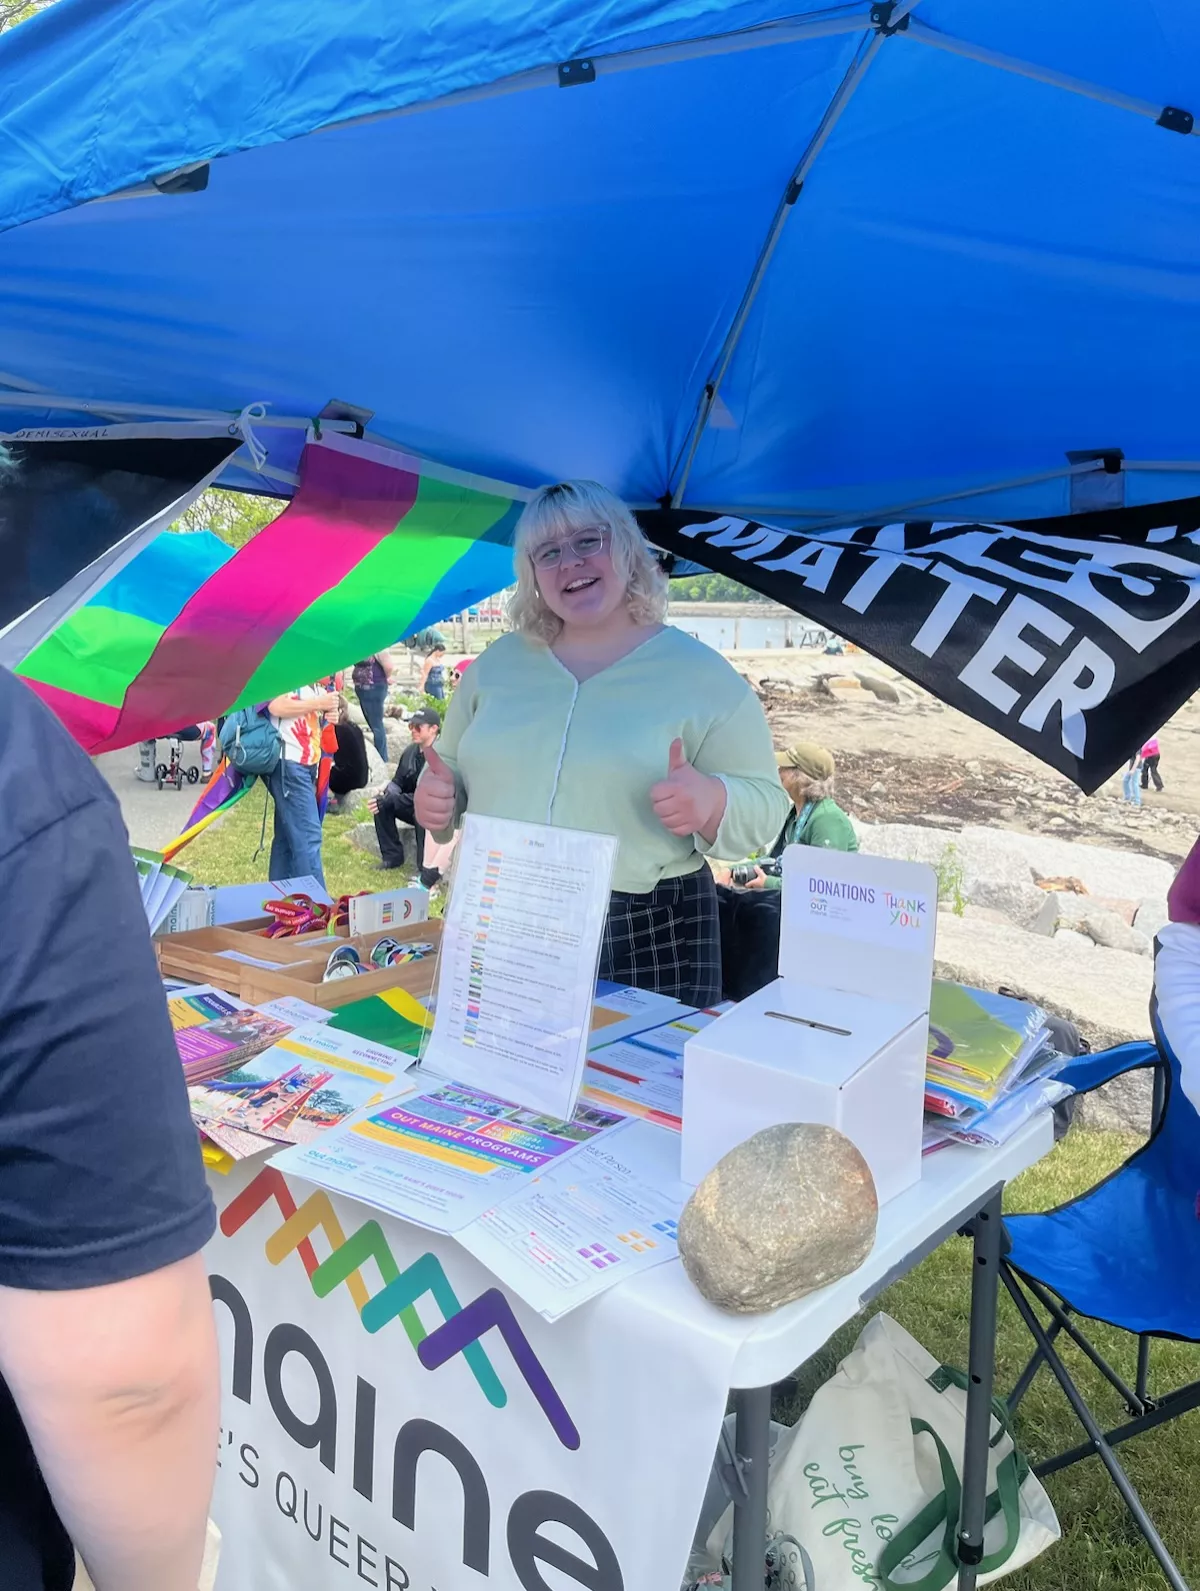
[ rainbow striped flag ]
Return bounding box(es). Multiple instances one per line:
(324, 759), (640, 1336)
(18, 435), (524, 753)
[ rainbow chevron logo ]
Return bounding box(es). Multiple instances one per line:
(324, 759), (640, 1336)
(219, 1168), (579, 1449)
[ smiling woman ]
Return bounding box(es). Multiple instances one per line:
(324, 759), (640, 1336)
(415, 480), (790, 1004)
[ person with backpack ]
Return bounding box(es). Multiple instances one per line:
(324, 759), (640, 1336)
(351, 653), (393, 761)
(265, 684), (338, 884)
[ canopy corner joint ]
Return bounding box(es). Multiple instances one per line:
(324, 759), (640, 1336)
(870, 2), (910, 36)
(558, 58), (596, 88)
(1157, 105), (1194, 135)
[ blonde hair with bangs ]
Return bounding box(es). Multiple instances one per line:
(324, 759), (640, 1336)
(507, 480), (668, 643)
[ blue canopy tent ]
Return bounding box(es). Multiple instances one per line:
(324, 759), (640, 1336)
(0, 0), (1196, 520)
(2, 0), (1200, 793)
(2, 6), (1200, 1586)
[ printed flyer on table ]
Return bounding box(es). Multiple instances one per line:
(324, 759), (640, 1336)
(275, 1083), (626, 1232)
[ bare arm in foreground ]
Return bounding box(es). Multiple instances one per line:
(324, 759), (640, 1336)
(0, 1257), (218, 1591)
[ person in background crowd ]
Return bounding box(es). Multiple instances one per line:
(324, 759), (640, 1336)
(418, 646), (447, 701)
(1140, 735), (1164, 792)
(713, 741), (857, 889)
(416, 480), (788, 1005)
(266, 682), (338, 883)
(134, 722), (216, 784)
(1122, 750), (1143, 806)
(0, 669), (219, 1591)
(404, 626), (447, 654)
(326, 696), (370, 814)
(369, 708), (441, 873)
(351, 653), (393, 761)
(1150, 832), (1200, 1113)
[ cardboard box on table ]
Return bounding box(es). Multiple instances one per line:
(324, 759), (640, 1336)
(682, 847), (936, 1203)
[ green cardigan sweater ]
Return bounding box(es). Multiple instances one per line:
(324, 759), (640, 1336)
(431, 628), (790, 894)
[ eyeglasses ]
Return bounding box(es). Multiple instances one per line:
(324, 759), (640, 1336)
(529, 526), (610, 570)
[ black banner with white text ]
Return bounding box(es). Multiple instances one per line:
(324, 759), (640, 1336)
(639, 498), (1200, 792)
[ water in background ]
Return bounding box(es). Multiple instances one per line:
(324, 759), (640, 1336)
(667, 611), (830, 652)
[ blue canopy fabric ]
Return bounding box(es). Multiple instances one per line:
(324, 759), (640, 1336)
(0, 0), (1197, 523)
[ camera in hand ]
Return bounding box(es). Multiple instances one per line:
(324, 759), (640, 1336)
(730, 858), (782, 886)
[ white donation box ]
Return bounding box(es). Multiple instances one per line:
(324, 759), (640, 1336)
(683, 847), (936, 1203)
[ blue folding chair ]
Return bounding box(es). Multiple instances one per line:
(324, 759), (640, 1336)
(1001, 1028), (1200, 1590)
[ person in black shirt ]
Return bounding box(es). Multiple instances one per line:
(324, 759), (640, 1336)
(368, 708), (440, 872)
(327, 695), (370, 813)
(0, 669), (218, 1591)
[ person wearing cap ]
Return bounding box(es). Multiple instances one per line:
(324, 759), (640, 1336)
(369, 709), (441, 874)
(713, 741), (857, 890)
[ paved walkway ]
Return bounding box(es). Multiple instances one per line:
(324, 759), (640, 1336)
(96, 742), (208, 851)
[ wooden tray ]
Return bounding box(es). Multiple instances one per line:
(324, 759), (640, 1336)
(238, 922), (441, 1010)
(156, 920), (329, 992)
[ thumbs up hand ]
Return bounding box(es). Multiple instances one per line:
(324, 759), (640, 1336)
(416, 744), (458, 832)
(650, 737), (728, 843)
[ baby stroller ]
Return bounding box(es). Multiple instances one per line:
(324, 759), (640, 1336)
(136, 724), (215, 790)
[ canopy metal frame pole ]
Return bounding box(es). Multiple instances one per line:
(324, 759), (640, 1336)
(0, 389), (358, 432)
(901, 18), (1198, 134)
(675, 461), (1105, 528)
(88, 8), (877, 212)
(669, 23), (892, 509)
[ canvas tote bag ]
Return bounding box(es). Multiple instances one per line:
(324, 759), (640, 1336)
(706, 1313), (1058, 1589)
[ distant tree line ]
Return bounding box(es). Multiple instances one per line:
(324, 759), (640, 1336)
(671, 572), (761, 602)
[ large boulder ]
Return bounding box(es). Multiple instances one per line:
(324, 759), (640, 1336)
(855, 821), (1176, 911)
(364, 740), (390, 785)
(348, 822), (382, 860)
(1134, 897), (1171, 941)
(1080, 911), (1152, 956)
(678, 1124), (877, 1314)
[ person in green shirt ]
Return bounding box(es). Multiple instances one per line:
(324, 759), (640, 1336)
(415, 480), (789, 1005)
(714, 741), (857, 891)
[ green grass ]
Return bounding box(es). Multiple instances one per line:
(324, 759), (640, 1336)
(180, 799), (1197, 1585)
(181, 780), (429, 900)
(774, 1130), (1200, 1589)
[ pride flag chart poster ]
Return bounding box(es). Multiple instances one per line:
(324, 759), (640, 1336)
(422, 815), (617, 1120)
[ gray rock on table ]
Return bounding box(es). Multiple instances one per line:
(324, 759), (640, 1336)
(678, 1123), (878, 1314)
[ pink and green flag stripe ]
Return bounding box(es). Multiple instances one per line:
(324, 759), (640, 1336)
(18, 438), (523, 753)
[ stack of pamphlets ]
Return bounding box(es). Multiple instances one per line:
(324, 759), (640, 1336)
(132, 846), (193, 933)
(168, 985), (293, 1084)
(923, 981), (1070, 1150)
(580, 1005), (729, 1131)
(189, 1023), (418, 1159)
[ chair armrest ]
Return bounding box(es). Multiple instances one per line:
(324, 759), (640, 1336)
(1052, 1040), (1160, 1096)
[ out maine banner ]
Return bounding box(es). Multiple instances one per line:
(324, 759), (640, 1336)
(205, 1161), (737, 1590)
(641, 497), (1200, 793)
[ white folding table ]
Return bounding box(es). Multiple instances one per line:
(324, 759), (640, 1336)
(601, 1112), (1056, 1588)
(724, 1115), (1056, 1588)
